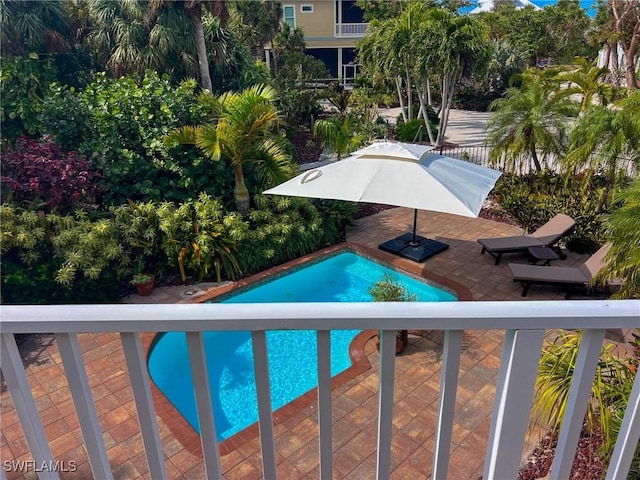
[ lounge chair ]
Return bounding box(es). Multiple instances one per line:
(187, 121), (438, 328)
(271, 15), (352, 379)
(508, 243), (612, 297)
(477, 214), (575, 265)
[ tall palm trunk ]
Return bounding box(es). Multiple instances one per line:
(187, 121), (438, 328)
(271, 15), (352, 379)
(530, 139), (542, 173)
(186, 1), (213, 92)
(233, 163), (250, 212)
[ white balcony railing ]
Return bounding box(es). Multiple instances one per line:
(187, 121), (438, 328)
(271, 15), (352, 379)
(1, 301), (639, 480)
(335, 22), (368, 37)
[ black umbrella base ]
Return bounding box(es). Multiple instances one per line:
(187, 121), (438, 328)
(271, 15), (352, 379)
(378, 233), (449, 263)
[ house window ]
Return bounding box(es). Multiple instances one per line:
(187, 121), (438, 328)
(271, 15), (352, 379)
(301, 4), (313, 13)
(283, 5), (296, 27)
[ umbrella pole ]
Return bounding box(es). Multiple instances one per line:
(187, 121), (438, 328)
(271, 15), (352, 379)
(411, 209), (418, 245)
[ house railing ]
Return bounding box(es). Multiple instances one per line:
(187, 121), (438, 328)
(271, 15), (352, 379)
(1, 301), (639, 480)
(335, 22), (368, 37)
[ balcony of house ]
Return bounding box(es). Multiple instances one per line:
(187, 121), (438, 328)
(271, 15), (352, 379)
(334, 22), (368, 37)
(1, 301), (638, 480)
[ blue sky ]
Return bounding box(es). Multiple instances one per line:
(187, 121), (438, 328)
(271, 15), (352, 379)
(464, 1), (599, 17)
(530, 0), (598, 17)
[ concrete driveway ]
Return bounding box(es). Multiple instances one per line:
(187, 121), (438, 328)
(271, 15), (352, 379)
(377, 107), (492, 146)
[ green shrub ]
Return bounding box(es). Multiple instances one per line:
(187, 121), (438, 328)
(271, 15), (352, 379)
(0, 56), (57, 140)
(230, 195), (355, 275)
(1, 136), (100, 211)
(493, 172), (627, 252)
(155, 194), (241, 283)
(41, 72), (234, 206)
(0, 193), (356, 303)
(0, 205), (124, 304)
(396, 119), (433, 143)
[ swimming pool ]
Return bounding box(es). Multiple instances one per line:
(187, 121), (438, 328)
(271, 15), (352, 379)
(148, 251), (457, 441)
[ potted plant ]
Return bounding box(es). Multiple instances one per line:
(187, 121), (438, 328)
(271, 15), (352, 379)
(131, 273), (155, 296)
(369, 274), (417, 354)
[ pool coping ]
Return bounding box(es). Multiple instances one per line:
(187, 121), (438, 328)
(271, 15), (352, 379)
(141, 242), (471, 458)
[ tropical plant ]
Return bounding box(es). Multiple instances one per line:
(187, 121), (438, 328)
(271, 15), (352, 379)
(563, 90), (640, 211)
(41, 71), (229, 206)
(484, 39), (528, 93)
(486, 69), (580, 172)
(595, 179), (640, 299)
(0, 204), (126, 304)
(369, 273), (417, 302)
(155, 194), (240, 283)
(180, 0), (229, 91)
(228, 195), (355, 275)
(532, 330), (640, 474)
(0, 0), (71, 57)
(493, 172), (614, 249)
(369, 273), (417, 354)
(0, 55), (58, 139)
(130, 273), (153, 285)
(358, 3), (491, 145)
(313, 114), (366, 161)
(231, 0), (282, 58)
(165, 84), (294, 212)
(86, 0), (194, 80)
(558, 57), (613, 111)
(1, 135), (100, 211)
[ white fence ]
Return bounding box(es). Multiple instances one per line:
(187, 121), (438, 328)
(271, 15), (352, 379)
(1, 301), (639, 479)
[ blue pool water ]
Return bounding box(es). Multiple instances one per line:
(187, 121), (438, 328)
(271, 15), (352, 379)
(148, 252), (456, 441)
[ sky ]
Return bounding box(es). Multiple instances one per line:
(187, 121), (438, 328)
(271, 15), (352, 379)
(464, 0), (599, 17)
(530, 0), (598, 17)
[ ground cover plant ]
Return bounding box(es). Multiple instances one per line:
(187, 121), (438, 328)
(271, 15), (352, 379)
(519, 330), (640, 479)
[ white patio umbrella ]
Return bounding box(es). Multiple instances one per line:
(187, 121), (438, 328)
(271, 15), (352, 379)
(264, 141), (502, 262)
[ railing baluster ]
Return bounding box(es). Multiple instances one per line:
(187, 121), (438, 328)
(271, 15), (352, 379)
(376, 329), (397, 480)
(550, 329), (606, 480)
(0, 333), (59, 480)
(252, 331), (277, 479)
(483, 329), (544, 480)
(432, 330), (463, 480)
(57, 333), (112, 479)
(317, 330), (332, 479)
(606, 364), (640, 480)
(120, 332), (167, 480)
(185, 332), (222, 479)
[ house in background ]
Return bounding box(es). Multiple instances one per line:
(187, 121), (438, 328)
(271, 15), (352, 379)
(281, 0), (367, 83)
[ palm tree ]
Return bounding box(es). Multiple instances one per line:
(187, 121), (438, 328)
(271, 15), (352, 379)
(595, 179), (640, 299)
(145, 0), (229, 91)
(486, 71), (579, 172)
(558, 58), (613, 111)
(165, 84), (293, 212)
(87, 0), (197, 79)
(313, 114), (366, 161)
(181, 0), (228, 92)
(416, 8), (491, 146)
(0, 0), (71, 56)
(564, 91), (640, 209)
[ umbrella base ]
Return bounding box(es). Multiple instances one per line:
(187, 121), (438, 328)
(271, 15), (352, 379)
(379, 233), (449, 263)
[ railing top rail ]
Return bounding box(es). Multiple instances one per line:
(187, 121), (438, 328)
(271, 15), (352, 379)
(1, 300), (638, 334)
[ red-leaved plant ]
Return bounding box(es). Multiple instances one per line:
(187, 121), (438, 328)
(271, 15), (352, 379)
(1, 135), (100, 211)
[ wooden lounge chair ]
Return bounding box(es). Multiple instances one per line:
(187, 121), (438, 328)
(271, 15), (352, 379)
(508, 243), (612, 297)
(477, 213), (575, 265)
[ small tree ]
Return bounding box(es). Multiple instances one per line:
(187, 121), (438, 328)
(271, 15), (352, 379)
(313, 114), (366, 161)
(369, 273), (417, 354)
(166, 84), (293, 212)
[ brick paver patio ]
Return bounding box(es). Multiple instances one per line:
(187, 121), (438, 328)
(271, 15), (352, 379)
(1, 208), (624, 480)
